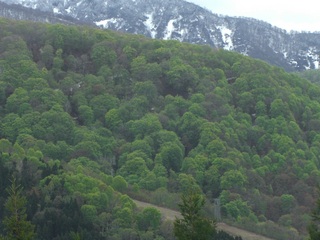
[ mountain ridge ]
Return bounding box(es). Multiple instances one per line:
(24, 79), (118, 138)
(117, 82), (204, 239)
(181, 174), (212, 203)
(1, 0), (319, 71)
(0, 1), (94, 26)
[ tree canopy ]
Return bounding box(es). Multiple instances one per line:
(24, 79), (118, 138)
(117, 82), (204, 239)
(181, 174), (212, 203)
(0, 17), (319, 239)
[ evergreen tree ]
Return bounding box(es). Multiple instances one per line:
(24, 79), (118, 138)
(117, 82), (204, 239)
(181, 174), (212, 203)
(174, 192), (216, 240)
(308, 195), (320, 240)
(2, 177), (35, 240)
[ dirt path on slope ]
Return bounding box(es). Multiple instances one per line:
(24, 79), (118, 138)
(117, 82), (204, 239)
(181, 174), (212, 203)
(134, 200), (274, 240)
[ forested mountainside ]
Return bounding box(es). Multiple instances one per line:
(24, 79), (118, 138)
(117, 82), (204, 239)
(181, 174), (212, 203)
(1, 18), (320, 240)
(298, 69), (320, 85)
(1, 0), (320, 72)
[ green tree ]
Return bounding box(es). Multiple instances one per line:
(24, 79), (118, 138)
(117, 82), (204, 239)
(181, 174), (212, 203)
(40, 44), (54, 69)
(89, 94), (120, 121)
(36, 105), (75, 143)
(0, 139), (12, 153)
(114, 207), (134, 228)
(280, 194), (296, 215)
(81, 204), (97, 223)
(309, 192), (320, 240)
(78, 105), (94, 126)
(52, 49), (64, 71)
(73, 140), (102, 160)
(105, 108), (122, 131)
(158, 142), (184, 173)
(178, 173), (202, 194)
(127, 113), (162, 138)
(220, 170), (247, 191)
(23, 77), (49, 91)
(118, 157), (149, 185)
(2, 177), (35, 240)
(224, 199), (252, 220)
(165, 58), (199, 97)
(133, 81), (158, 103)
(111, 175), (128, 192)
(91, 41), (117, 70)
(178, 112), (204, 151)
(5, 88), (30, 114)
(137, 207), (162, 231)
(270, 98), (292, 119)
(174, 192), (216, 240)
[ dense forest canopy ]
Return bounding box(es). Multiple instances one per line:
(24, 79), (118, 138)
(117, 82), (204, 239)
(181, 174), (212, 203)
(0, 17), (320, 239)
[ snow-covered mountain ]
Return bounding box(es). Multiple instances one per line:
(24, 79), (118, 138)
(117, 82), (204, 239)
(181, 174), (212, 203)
(1, 0), (319, 71)
(0, 1), (93, 26)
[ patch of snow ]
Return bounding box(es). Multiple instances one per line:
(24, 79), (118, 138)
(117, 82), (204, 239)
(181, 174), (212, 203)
(144, 13), (157, 39)
(206, 29), (219, 46)
(305, 62), (311, 70)
(283, 52), (288, 58)
(306, 47), (320, 69)
(19, 0), (37, 7)
(163, 16), (182, 40)
(172, 17), (187, 41)
(53, 7), (60, 14)
(164, 19), (176, 40)
(217, 25), (234, 50)
(290, 60), (297, 66)
(66, 6), (72, 13)
(238, 45), (249, 56)
(190, 18), (198, 23)
(95, 18), (118, 28)
(241, 50), (249, 56)
(175, 28), (188, 41)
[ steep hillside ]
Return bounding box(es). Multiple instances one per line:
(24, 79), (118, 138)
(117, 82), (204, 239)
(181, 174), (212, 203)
(298, 69), (320, 85)
(1, 0), (320, 71)
(1, 18), (320, 239)
(134, 200), (274, 240)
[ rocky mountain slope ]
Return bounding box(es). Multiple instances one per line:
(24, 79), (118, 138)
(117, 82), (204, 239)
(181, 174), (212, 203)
(0, 1), (93, 26)
(1, 0), (320, 71)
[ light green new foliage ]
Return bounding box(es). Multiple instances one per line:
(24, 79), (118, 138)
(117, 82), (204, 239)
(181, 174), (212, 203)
(137, 207), (161, 231)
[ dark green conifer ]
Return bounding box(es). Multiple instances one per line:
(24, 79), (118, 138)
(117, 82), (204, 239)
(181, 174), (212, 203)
(2, 177), (35, 240)
(174, 192), (216, 240)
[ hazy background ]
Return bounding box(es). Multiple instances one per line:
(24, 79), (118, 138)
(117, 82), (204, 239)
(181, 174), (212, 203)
(187, 0), (319, 32)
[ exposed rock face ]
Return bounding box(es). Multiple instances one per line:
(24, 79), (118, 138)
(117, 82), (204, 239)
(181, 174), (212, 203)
(1, 0), (319, 71)
(0, 1), (94, 25)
